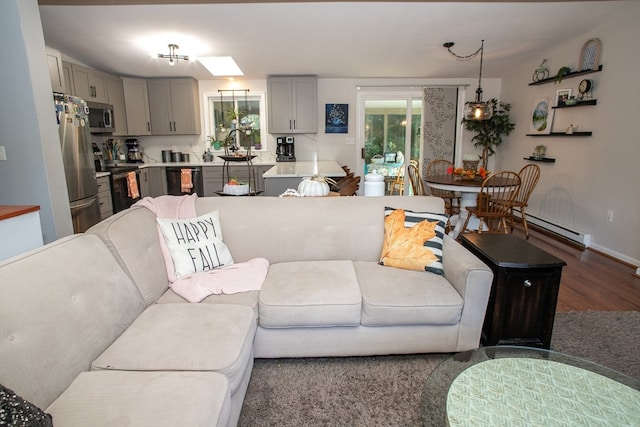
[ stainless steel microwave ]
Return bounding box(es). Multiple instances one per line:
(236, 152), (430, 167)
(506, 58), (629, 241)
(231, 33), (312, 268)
(86, 101), (113, 133)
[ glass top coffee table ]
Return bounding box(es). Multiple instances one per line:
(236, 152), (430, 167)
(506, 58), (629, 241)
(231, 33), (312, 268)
(422, 346), (640, 427)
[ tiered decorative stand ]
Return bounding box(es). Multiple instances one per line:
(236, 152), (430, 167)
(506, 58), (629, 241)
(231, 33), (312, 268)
(216, 154), (262, 196)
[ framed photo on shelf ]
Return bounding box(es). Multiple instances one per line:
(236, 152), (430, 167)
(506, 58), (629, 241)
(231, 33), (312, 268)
(555, 89), (572, 107)
(529, 97), (554, 135)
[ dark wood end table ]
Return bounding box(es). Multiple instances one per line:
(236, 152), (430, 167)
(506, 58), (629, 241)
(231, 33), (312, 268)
(459, 233), (567, 349)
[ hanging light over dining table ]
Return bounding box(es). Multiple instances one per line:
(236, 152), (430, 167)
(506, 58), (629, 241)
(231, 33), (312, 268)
(443, 39), (493, 121)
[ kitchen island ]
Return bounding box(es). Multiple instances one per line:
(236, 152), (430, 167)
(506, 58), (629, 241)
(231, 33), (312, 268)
(263, 161), (347, 196)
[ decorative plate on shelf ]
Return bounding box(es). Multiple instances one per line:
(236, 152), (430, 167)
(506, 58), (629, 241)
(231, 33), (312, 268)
(579, 38), (601, 71)
(529, 97), (554, 135)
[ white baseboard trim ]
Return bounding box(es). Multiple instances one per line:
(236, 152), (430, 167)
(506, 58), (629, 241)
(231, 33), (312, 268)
(588, 242), (640, 271)
(519, 213), (639, 269)
(519, 213), (591, 246)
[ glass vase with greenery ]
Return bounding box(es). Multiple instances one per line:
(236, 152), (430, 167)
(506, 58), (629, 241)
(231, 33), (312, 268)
(461, 98), (515, 169)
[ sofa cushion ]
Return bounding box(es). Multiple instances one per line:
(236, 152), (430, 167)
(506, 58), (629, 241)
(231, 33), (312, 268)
(157, 210), (234, 277)
(0, 234), (146, 410)
(91, 303), (256, 394)
(46, 370), (230, 427)
(259, 260), (362, 328)
(379, 208), (447, 275)
(355, 261), (463, 326)
(87, 207), (170, 306)
(157, 288), (260, 312)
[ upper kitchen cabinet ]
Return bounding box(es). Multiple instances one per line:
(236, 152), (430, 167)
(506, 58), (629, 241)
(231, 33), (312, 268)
(147, 78), (201, 135)
(122, 77), (151, 136)
(70, 63), (109, 104)
(46, 47), (65, 93)
(106, 75), (128, 136)
(268, 76), (317, 134)
(62, 62), (74, 96)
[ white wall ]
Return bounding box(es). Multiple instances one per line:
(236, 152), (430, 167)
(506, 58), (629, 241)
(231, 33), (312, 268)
(0, 0), (72, 243)
(497, 2), (640, 265)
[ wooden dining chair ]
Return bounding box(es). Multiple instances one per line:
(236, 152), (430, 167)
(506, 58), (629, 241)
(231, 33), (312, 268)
(407, 160), (427, 196)
(389, 164), (405, 195)
(504, 164), (541, 238)
(425, 159), (461, 215)
(329, 165), (360, 196)
(459, 171), (521, 236)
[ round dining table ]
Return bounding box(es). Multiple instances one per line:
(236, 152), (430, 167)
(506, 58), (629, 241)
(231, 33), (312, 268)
(425, 174), (518, 238)
(425, 174), (484, 238)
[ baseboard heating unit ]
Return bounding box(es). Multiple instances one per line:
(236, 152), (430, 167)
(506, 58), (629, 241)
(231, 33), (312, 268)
(517, 213), (591, 247)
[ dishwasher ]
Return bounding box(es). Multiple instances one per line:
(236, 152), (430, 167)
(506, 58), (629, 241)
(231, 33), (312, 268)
(166, 166), (204, 196)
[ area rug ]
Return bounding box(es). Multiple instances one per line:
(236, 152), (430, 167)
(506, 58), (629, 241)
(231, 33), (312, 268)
(238, 311), (639, 427)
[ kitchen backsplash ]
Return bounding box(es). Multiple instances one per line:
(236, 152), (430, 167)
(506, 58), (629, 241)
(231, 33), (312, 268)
(91, 133), (327, 164)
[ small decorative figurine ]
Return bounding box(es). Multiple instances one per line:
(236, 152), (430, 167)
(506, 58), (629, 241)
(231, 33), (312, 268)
(532, 59), (549, 82)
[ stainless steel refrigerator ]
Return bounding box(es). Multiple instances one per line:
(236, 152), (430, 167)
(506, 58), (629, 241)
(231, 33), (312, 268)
(54, 94), (101, 233)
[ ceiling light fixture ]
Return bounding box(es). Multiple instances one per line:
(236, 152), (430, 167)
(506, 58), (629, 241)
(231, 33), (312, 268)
(198, 56), (244, 77)
(158, 44), (189, 66)
(444, 39), (493, 121)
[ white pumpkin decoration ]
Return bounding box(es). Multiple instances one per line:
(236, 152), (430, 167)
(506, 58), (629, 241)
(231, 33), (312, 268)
(297, 175), (335, 197)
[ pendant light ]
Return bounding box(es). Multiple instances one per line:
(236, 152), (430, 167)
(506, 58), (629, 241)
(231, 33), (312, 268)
(444, 40), (493, 121)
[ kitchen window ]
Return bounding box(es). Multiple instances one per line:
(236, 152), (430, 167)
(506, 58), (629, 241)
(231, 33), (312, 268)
(206, 92), (266, 151)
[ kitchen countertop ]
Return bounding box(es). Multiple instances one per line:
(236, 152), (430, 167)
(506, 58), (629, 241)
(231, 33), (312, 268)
(0, 205), (40, 221)
(263, 161), (346, 178)
(139, 159), (275, 168)
(95, 159), (276, 177)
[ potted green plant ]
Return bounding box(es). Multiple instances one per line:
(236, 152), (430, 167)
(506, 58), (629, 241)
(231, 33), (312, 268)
(461, 98), (515, 170)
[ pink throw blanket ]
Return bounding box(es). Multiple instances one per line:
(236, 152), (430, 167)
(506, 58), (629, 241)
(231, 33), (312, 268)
(133, 194), (269, 302)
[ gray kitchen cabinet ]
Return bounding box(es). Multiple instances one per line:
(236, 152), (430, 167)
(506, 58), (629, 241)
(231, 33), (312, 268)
(71, 63), (109, 103)
(203, 167), (223, 197)
(106, 75), (128, 136)
(139, 167), (166, 198)
(46, 47), (65, 93)
(96, 176), (113, 220)
(62, 61), (74, 96)
(122, 77), (152, 136)
(267, 76), (317, 134)
(147, 78), (201, 135)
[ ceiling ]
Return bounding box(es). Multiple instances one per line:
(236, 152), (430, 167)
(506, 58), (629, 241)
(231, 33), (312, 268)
(38, 1), (625, 81)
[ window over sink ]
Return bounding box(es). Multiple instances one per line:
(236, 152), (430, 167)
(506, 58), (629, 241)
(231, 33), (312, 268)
(205, 92), (266, 151)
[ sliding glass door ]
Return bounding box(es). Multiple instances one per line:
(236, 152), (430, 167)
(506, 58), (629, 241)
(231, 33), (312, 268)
(358, 92), (422, 195)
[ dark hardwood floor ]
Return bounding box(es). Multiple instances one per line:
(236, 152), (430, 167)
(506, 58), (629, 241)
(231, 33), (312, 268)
(507, 226), (640, 312)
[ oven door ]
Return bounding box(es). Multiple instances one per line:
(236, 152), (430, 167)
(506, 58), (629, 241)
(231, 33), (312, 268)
(110, 170), (141, 213)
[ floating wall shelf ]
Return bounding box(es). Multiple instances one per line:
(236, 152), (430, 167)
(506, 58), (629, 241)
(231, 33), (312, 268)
(526, 132), (592, 137)
(528, 65), (603, 86)
(524, 157), (556, 163)
(553, 99), (597, 109)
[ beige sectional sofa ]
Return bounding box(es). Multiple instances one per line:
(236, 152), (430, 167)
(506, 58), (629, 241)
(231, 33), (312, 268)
(0, 195), (493, 426)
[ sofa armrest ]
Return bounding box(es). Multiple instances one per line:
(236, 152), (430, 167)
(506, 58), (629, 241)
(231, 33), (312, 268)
(442, 235), (494, 351)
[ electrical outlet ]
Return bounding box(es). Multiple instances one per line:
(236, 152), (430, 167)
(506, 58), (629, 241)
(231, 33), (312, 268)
(345, 137), (355, 145)
(0, 146), (6, 161)
(606, 210), (614, 222)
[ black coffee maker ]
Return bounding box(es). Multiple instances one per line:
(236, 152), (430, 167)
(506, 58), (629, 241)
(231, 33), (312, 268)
(125, 139), (143, 163)
(276, 136), (296, 162)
